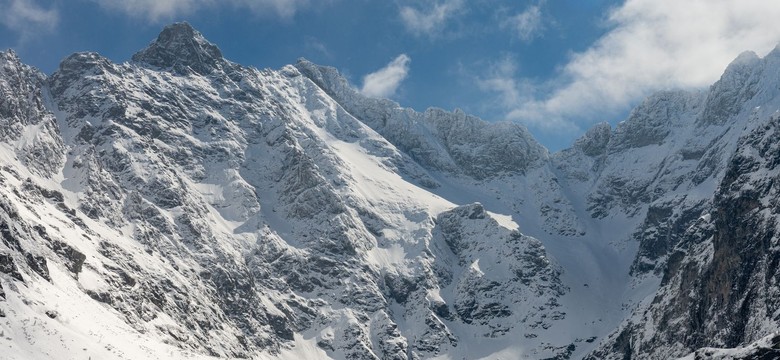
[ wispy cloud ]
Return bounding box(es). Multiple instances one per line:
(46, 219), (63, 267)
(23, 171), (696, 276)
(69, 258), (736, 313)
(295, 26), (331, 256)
(474, 55), (575, 131)
(360, 54), (411, 98)
(230, 0), (311, 19)
(501, 2), (545, 43)
(476, 56), (527, 109)
(487, 0), (780, 132)
(91, 0), (198, 21)
(399, 0), (464, 37)
(90, 0), (315, 21)
(304, 36), (332, 59)
(0, 0), (58, 41)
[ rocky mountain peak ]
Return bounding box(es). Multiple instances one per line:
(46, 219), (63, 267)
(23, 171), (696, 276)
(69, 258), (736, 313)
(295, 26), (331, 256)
(0, 49), (42, 82)
(0, 48), (48, 126)
(696, 50), (763, 126)
(131, 22), (225, 75)
(573, 122), (611, 157)
(714, 50), (762, 88)
(0, 49), (20, 64)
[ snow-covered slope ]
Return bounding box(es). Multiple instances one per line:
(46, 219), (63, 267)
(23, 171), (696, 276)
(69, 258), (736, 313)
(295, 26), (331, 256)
(1, 22), (780, 359)
(0, 23), (565, 359)
(296, 43), (780, 359)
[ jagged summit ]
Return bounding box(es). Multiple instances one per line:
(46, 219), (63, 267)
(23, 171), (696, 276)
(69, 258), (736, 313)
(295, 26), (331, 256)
(0, 48), (19, 61)
(295, 57), (549, 179)
(573, 121), (611, 157)
(131, 22), (225, 75)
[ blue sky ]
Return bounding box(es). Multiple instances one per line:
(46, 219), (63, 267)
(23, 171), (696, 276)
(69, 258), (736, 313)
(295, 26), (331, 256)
(2, 0), (780, 151)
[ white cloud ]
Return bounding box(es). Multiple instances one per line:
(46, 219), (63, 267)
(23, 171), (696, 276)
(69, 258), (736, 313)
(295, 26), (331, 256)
(496, 0), (780, 132)
(360, 54), (411, 98)
(501, 3), (544, 43)
(230, 0), (311, 19)
(304, 36), (331, 59)
(0, 0), (58, 41)
(92, 0), (198, 21)
(475, 56), (574, 131)
(91, 0), (313, 21)
(399, 0), (463, 37)
(476, 56), (526, 108)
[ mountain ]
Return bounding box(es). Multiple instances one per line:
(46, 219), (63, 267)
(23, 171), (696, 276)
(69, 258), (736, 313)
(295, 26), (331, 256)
(0, 22), (778, 359)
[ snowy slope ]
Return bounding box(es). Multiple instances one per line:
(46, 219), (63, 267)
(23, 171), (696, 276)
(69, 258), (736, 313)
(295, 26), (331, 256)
(296, 43), (780, 359)
(0, 23), (567, 360)
(1, 22), (780, 360)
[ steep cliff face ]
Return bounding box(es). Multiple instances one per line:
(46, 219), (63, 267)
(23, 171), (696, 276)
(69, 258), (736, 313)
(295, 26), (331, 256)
(0, 50), (65, 177)
(585, 47), (780, 360)
(0, 23), (567, 360)
(1, 22), (780, 360)
(588, 114), (780, 360)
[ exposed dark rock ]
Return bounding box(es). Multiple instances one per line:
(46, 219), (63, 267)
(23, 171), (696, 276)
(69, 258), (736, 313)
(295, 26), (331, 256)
(132, 22), (227, 75)
(50, 240), (86, 275)
(0, 253), (23, 282)
(25, 253), (49, 281)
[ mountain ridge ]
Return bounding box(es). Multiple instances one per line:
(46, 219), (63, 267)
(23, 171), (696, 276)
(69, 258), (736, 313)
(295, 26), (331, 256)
(0, 23), (778, 360)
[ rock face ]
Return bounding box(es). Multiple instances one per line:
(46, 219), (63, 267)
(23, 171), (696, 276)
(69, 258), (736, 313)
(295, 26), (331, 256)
(582, 47), (780, 360)
(0, 50), (65, 177)
(295, 59), (548, 180)
(131, 22), (229, 75)
(0, 22), (779, 360)
(679, 333), (780, 360)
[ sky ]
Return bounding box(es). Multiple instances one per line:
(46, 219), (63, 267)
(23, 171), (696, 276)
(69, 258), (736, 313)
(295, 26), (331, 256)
(2, 0), (780, 151)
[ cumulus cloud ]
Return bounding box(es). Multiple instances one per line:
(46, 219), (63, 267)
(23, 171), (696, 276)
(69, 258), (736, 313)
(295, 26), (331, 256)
(495, 0), (780, 132)
(399, 0), (464, 37)
(360, 54), (411, 98)
(0, 0), (58, 41)
(501, 3), (544, 43)
(91, 0), (312, 21)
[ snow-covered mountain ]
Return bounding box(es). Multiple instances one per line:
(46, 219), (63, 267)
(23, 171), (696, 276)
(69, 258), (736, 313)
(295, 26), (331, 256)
(0, 22), (779, 359)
